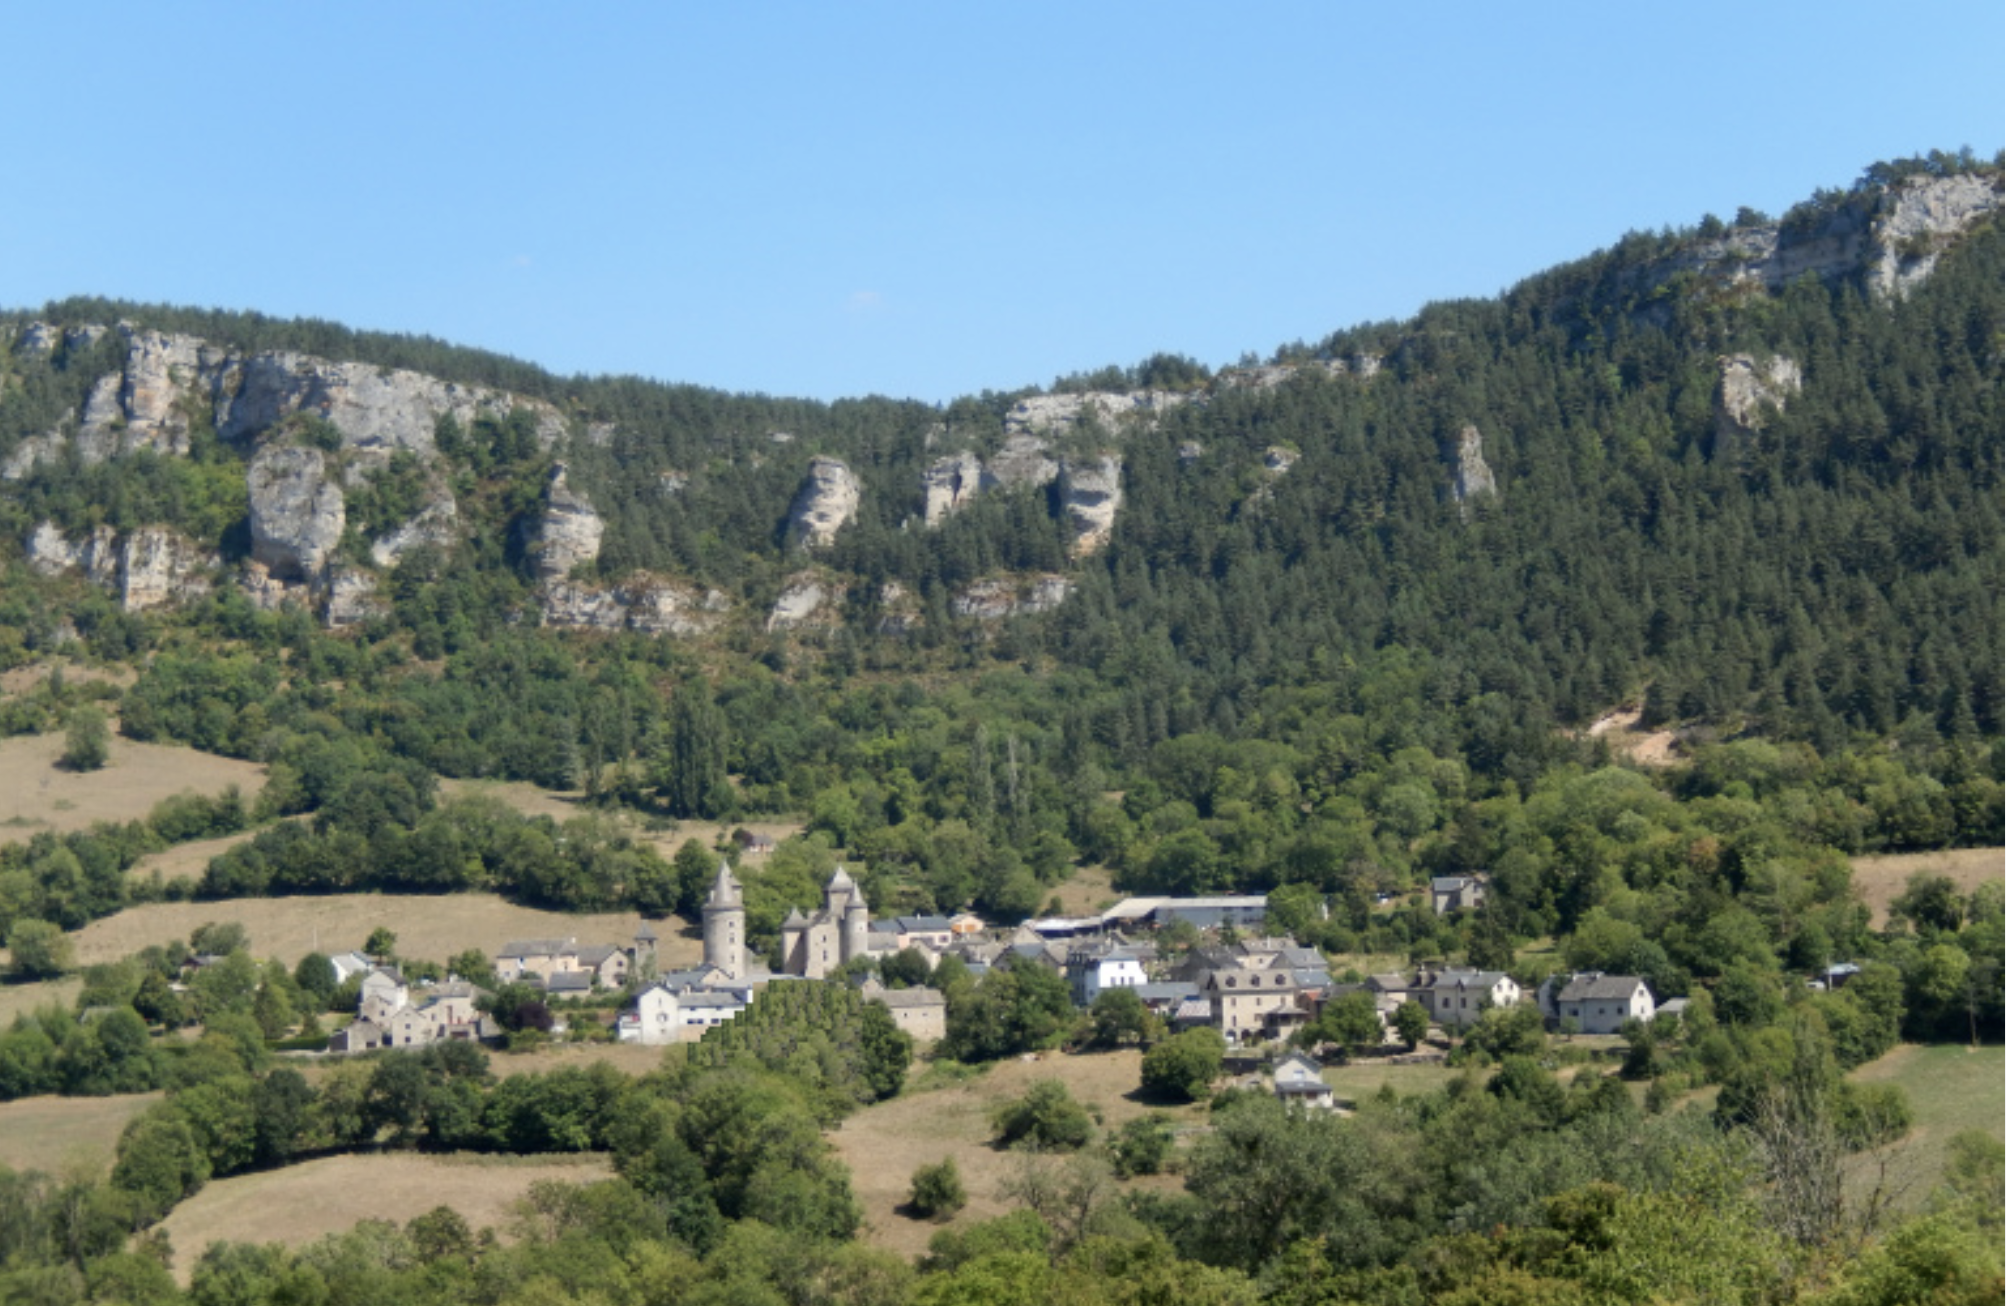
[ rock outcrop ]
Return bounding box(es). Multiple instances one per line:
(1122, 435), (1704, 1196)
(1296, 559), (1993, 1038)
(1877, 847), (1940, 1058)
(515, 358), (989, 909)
(1713, 355), (1802, 459)
(1263, 446), (1299, 475)
(767, 575), (839, 632)
(370, 491), (460, 569)
(119, 527), (213, 611)
(787, 458), (862, 548)
(324, 567), (385, 627)
(951, 574), (1074, 620)
(529, 464), (604, 583)
(1642, 173), (2002, 303)
(539, 575), (725, 636)
(922, 451), (988, 527)
(1448, 424), (1498, 511)
(1058, 456), (1122, 556)
(26, 522), (213, 611)
(1004, 389), (1189, 438)
(219, 353), (562, 464)
(1869, 173), (2003, 298)
(247, 446), (345, 582)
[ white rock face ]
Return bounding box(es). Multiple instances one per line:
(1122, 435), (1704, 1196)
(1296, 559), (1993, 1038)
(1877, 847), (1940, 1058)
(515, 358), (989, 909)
(1058, 456), (1122, 556)
(1648, 173), (2002, 302)
(539, 575), (724, 636)
(531, 464), (604, 582)
(951, 573), (1075, 620)
(1713, 355), (1803, 458)
(247, 446), (345, 582)
(1005, 389), (1189, 437)
(26, 522), (84, 576)
(922, 450), (989, 526)
(1178, 441), (1204, 466)
(1870, 173), (2004, 298)
(987, 432), (1061, 492)
(119, 527), (212, 611)
(767, 575), (835, 632)
(1450, 424), (1498, 509)
(370, 492), (460, 569)
(219, 352), (562, 463)
(1263, 446), (1299, 474)
(788, 457), (862, 548)
(324, 568), (385, 627)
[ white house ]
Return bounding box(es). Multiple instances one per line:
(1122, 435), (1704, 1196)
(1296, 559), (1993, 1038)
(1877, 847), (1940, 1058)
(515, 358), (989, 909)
(1066, 941), (1149, 1006)
(1537, 973), (1654, 1035)
(625, 980), (748, 1045)
(1272, 1050), (1335, 1109)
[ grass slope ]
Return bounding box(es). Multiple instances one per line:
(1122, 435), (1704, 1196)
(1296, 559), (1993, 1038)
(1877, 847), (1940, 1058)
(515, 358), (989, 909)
(155, 1151), (612, 1283)
(1849, 848), (2004, 927)
(68, 895), (703, 971)
(0, 1092), (162, 1180)
(1848, 1042), (2005, 1211)
(0, 733), (265, 836)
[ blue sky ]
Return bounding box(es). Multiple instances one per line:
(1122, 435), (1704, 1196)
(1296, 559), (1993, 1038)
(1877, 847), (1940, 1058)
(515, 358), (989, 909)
(4, 3), (1999, 404)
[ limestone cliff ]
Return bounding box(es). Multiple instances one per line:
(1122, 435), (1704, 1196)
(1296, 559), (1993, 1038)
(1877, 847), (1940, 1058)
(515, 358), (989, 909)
(529, 463), (604, 583)
(1642, 173), (2002, 302)
(951, 574), (1074, 620)
(1449, 424), (1498, 511)
(1712, 355), (1802, 459)
(787, 457), (862, 548)
(247, 446), (345, 582)
(1058, 456), (1122, 557)
(922, 450), (988, 527)
(219, 352), (563, 465)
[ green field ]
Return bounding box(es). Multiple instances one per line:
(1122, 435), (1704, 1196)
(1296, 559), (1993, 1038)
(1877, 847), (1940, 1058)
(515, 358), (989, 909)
(1849, 1042), (2004, 1210)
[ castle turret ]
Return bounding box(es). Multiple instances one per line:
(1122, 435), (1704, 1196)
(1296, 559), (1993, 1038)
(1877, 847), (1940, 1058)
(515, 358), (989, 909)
(703, 862), (745, 980)
(842, 875), (871, 965)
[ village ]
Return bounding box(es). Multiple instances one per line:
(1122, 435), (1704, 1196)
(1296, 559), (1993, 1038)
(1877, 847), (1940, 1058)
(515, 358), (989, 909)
(313, 861), (1670, 1107)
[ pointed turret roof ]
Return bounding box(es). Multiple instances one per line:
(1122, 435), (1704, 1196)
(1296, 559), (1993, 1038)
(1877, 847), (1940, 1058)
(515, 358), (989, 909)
(706, 862), (742, 908)
(827, 866), (856, 892)
(781, 906), (809, 928)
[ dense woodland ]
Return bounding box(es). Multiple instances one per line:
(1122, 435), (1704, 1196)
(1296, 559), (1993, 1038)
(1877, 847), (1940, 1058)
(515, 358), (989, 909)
(0, 154), (2000, 1302)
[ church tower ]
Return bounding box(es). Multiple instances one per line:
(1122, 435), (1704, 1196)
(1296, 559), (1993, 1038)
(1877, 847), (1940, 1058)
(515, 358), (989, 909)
(702, 862), (745, 980)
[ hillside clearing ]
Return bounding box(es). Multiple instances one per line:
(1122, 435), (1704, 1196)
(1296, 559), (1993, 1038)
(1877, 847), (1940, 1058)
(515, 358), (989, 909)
(0, 733), (266, 837)
(126, 825), (277, 884)
(0, 975), (83, 1025)
(155, 1151), (612, 1283)
(833, 1049), (1197, 1260)
(66, 895), (702, 971)
(1848, 1042), (2004, 1209)
(0, 1093), (161, 1180)
(1849, 847), (2003, 927)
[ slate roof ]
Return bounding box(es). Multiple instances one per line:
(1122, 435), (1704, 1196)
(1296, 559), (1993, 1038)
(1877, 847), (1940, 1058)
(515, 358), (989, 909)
(1553, 973), (1646, 1003)
(499, 938), (577, 959)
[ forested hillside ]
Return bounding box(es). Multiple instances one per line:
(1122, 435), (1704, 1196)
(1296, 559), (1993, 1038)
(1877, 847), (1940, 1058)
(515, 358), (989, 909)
(0, 151), (2001, 1306)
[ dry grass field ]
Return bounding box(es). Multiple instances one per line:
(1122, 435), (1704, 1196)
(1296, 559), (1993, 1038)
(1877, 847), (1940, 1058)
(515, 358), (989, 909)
(66, 895), (704, 971)
(1046, 864), (1117, 917)
(0, 1092), (161, 1180)
(0, 975), (83, 1025)
(833, 1050), (1206, 1260)
(156, 1151), (613, 1283)
(1849, 847), (2003, 926)
(0, 734), (266, 837)
(126, 826), (276, 884)
(0, 661), (136, 696)
(485, 1041), (669, 1080)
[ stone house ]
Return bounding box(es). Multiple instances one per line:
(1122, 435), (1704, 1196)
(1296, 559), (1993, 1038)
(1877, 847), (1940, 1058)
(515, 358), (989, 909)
(1421, 968), (1520, 1029)
(1199, 965), (1301, 1043)
(1430, 875), (1486, 915)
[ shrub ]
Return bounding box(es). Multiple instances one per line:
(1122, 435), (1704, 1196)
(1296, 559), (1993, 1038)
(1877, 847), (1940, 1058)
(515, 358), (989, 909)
(907, 1158), (967, 1221)
(991, 1079), (1094, 1151)
(1140, 1027), (1225, 1102)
